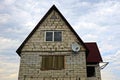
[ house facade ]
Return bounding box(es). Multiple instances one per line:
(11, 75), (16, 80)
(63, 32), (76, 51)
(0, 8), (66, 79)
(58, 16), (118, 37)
(16, 5), (103, 80)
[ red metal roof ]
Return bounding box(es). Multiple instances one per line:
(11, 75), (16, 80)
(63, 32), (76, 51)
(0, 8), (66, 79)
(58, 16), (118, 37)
(85, 42), (103, 63)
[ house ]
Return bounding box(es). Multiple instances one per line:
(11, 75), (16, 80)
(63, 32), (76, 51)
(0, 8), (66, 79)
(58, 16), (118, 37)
(16, 5), (103, 80)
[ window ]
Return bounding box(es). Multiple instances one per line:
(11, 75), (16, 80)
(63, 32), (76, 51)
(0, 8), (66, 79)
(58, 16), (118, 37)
(54, 31), (62, 41)
(50, 15), (57, 19)
(45, 31), (62, 41)
(41, 56), (64, 70)
(46, 32), (53, 41)
(87, 66), (96, 77)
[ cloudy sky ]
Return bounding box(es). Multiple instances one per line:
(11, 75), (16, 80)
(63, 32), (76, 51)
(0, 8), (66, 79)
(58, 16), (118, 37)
(0, 0), (120, 80)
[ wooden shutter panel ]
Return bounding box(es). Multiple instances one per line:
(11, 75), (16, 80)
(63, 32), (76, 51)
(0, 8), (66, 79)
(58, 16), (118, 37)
(44, 56), (48, 69)
(54, 56), (58, 69)
(41, 56), (52, 70)
(58, 56), (64, 69)
(48, 56), (53, 69)
(41, 56), (45, 69)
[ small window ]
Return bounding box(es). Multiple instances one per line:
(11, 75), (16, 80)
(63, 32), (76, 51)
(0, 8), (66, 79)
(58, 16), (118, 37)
(50, 15), (57, 19)
(87, 66), (96, 77)
(41, 56), (64, 70)
(54, 31), (62, 41)
(45, 31), (62, 42)
(46, 32), (53, 41)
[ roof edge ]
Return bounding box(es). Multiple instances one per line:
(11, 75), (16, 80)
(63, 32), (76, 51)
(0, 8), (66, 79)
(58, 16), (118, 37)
(85, 42), (103, 62)
(16, 5), (89, 56)
(16, 5), (56, 56)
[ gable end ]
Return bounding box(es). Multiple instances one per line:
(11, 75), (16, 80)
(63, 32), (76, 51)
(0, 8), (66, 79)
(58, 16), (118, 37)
(16, 5), (89, 56)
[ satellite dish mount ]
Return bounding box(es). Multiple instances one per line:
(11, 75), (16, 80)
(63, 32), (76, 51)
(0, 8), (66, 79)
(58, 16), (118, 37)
(71, 42), (80, 53)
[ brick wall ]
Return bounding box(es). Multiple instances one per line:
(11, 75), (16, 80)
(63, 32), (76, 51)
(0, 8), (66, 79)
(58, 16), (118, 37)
(21, 10), (85, 52)
(18, 10), (101, 80)
(19, 51), (87, 80)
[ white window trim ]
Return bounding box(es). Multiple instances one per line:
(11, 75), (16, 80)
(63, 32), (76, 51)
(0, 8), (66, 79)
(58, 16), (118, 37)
(45, 31), (62, 42)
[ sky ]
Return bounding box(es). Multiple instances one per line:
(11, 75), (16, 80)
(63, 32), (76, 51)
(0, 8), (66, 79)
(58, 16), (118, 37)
(0, 0), (120, 80)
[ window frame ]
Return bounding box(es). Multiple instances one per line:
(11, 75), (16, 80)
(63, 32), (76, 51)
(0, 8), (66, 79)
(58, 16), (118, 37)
(54, 31), (62, 41)
(45, 31), (62, 42)
(45, 31), (54, 42)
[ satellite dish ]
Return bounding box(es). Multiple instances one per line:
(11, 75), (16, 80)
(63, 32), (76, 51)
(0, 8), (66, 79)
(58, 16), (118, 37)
(72, 42), (80, 52)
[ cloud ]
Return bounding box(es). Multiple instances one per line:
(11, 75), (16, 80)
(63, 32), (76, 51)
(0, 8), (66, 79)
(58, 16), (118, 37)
(101, 70), (118, 80)
(0, 56), (19, 80)
(71, 1), (120, 80)
(104, 50), (120, 62)
(0, 0), (120, 80)
(101, 50), (120, 80)
(76, 1), (120, 24)
(72, 0), (120, 51)
(3, 0), (16, 5)
(0, 37), (20, 52)
(0, 14), (10, 24)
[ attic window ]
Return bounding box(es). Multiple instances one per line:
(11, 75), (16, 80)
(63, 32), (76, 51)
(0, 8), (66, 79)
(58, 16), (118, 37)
(50, 15), (57, 19)
(45, 31), (62, 41)
(87, 66), (96, 77)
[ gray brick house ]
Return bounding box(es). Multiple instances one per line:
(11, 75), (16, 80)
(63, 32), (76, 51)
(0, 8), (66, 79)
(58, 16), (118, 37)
(16, 5), (103, 80)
